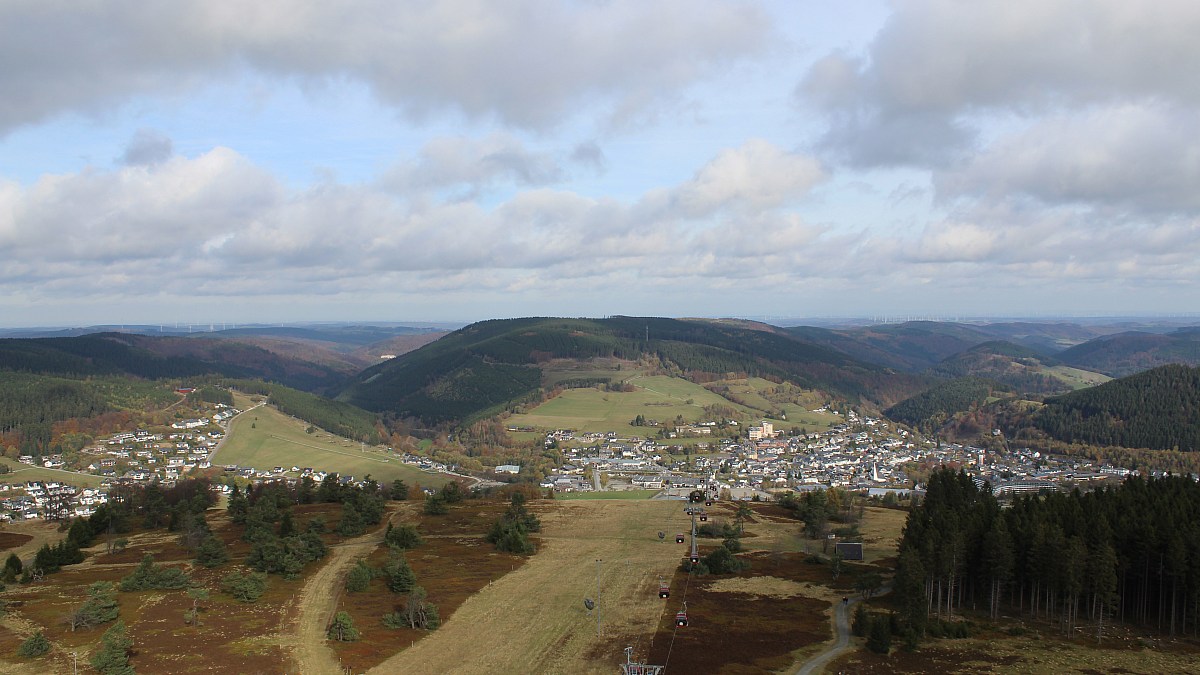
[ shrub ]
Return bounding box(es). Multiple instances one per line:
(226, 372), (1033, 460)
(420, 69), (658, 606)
(423, 494), (448, 515)
(68, 581), (120, 631)
(867, 614), (892, 654)
(697, 546), (747, 575)
(852, 604), (869, 637)
(120, 554), (192, 591)
(389, 586), (439, 630)
(222, 570), (268, 602)
(384, 523), (422, 550)
(17, 631), (50, 658)
(195, 535), (230, 568)
(345, 560), (375, 593)
(337, 502), (365, 537)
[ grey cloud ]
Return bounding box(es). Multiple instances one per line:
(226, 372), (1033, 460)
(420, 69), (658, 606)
(800, 0), (1200, 168)
(120, 129), (174, 166)
(381, 134), (566, 197)
(938, 104), (1200, 214)
(570, 141), (606, 172)
(0, 0), (770, 134)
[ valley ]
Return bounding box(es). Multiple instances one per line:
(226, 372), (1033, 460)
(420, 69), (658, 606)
(2, 316), (1200, 673)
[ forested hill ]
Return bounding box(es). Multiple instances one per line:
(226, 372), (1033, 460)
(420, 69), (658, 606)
(1055, 330), (1200, 377)
(0, 333), (348, 393)
(337, 316), (926, 424)
(884, 377), (1009, 431)
(1033, 364), (1200, 452)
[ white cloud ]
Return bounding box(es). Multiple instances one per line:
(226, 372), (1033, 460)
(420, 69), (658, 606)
(0, 140), (837, 300)
(672, 139), (825, 216)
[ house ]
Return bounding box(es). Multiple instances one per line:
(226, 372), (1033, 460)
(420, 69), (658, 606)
(495, 465), (521, 474)
(834, 542), (863, 561)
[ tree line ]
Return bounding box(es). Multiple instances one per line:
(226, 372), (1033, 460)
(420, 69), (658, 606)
(1032, 364), (1200, 452)
(895, 468), (1200, 647)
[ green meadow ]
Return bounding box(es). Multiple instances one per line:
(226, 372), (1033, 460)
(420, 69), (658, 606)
(0, 457), (104, 488)
(215, 402), (449, 487)
(507, 374), (841, 438)
(1047, 365), (1111, 390)
(713, 377), (844, 430)
(508, 375), (755, 434)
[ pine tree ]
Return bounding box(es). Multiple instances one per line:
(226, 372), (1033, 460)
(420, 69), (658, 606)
(867, 614), (891, 654)
(17, 631), (50, 658)
(90, 620), (134, 674)
(327, 611), (359, 641)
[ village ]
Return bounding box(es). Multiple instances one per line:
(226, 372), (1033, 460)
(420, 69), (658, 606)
(535, 410), (1135, 501)
(0, 401), (1141, 522)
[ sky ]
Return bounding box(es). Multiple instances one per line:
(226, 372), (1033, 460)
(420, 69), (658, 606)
(2, 0), (1199, 327)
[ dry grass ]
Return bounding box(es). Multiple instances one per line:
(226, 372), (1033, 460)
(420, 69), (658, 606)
(367, 499), (688, 674)
(833, 631), (1200, 674)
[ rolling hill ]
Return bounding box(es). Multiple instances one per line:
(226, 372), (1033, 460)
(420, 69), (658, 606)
(927, 340), (1108, 394)
(1055, 330), (1200, 377)
(0, 332), (360, 393)
(337, 317), (927, 424)
(884, 377), (1010, 431)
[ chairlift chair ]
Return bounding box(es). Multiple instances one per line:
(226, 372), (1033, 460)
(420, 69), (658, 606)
(675, 603), (689, 627)
(676, 533), (685, 543)
(658, 580), (670, 599)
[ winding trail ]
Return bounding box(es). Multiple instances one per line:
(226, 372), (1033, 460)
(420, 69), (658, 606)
(283, 505), (407, 675)
(794, 584), (892, 675)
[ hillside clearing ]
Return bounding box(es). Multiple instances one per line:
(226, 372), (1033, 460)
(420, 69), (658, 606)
(216, 396), (448, 487)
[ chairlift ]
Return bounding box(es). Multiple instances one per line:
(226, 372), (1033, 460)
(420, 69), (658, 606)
(675, 603), (689, 627)
(675, 533), (685, 543)
(690, 553), (699, 564)
(698, 509), (708, 522)
(658, 577), (670, 599)
(705, 499), (713, 506)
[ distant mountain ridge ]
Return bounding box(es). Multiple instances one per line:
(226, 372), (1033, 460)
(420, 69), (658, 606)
(0, 333), (347, 393)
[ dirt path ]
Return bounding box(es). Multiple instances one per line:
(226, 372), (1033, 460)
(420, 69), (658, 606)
(366, 499), (687, 674)
(794, 585), (891, 675)
(283, 507), (403, 675)
(795, 595), (856, 675)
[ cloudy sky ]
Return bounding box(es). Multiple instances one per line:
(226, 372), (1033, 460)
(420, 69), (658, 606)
(2, 0), (1198, 327)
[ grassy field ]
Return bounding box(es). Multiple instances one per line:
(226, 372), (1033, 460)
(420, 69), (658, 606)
(541, 360), (639, 388)
(215, 400), (449, 488)
(713, 377), (844, 430)
(1048, 364), (1112, 390)
(508, 375), (758, 434)
(556, 489), (659, 500)
(0, 456), (104, 488)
